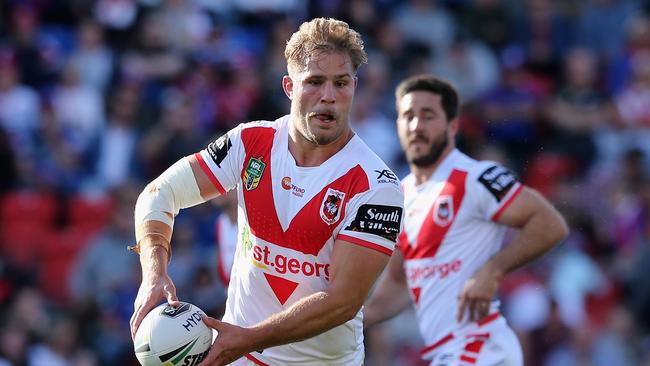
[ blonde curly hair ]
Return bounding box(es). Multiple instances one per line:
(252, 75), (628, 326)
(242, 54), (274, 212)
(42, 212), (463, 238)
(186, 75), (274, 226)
(285, 18), (368, 74)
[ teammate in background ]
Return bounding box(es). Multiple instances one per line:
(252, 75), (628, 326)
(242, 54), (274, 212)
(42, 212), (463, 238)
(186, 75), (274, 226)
(364, 75), (569, 366)
(129, 18), (404, 366)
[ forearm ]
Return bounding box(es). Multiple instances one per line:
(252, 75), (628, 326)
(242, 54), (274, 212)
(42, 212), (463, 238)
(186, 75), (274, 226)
(246, 291), (357, 351)
(487, 211), (567, 278)
(364, 278), (410, 328)
(139, 236), (171, 278)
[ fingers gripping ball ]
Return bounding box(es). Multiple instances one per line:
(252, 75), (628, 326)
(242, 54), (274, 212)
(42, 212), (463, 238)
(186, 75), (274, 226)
(134, 302), (213, 366)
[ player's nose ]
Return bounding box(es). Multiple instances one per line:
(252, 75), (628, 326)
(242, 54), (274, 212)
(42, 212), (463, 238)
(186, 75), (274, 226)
(320, 82), (336, 104)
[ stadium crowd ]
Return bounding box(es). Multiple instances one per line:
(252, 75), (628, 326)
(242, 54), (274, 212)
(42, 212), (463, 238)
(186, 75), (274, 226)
(0, 0), (649, 365)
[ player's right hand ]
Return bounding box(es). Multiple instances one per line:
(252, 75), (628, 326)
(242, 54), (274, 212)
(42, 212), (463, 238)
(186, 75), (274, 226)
(130, 272), (180, 339)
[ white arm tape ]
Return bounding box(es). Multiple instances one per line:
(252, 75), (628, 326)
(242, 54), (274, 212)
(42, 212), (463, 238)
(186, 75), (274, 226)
(134, 157), (205, 233)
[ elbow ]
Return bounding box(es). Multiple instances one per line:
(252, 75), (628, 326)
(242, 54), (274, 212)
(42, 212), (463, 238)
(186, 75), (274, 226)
(548, 212), (570, 248)
(330, 294), (364, 324)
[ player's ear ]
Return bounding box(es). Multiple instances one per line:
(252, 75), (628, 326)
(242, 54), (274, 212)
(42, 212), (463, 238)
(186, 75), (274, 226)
(282, 75), (293, 100)
(449, 118), (459, 136)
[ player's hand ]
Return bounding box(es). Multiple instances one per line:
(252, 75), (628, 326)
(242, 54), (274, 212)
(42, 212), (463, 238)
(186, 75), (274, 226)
(456, 264), (501, 323)
(198, 315), (252, 366)
(130, 272), (180, 339)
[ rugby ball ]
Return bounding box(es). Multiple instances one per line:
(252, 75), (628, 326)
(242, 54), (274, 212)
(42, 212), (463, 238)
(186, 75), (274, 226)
(134, 302), (213, 366)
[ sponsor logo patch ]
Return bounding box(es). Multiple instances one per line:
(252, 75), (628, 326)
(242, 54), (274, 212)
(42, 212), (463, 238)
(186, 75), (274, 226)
(345, 204), (403, 242)
(207, 134), (232, 168)
(243, 157), (266, 191)
(320, 188), (345, 224)
(478, 165), (517, 202)
(280, 177), (305, 197)
(374, 169), (399, 185)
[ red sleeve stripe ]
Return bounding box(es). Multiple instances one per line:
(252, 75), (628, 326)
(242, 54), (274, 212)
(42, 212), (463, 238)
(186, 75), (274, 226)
(245, 354), (269, 366)
(194, 152), (226, 195)
(337, 234), (393, 256)
(490, 184), (523, 222)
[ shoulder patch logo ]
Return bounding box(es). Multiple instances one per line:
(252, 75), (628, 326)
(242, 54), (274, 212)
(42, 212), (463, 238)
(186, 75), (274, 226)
(243, 157), (266, 191)
(374, 169), (399, 186)
(207, 134), (232, 168)
(432, 195), (454, 226)
(478, 165), (517, 202)
(345, 204), (403, 242)
(320, 188), (346, 225)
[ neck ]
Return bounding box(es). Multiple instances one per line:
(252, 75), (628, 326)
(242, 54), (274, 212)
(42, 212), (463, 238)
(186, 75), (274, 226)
(411, 146), (455, 186)
(288, 120), (353, 167)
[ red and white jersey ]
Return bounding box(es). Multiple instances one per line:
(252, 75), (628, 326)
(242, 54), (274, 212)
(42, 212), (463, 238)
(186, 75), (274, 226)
(397, 149), (523, 359)
(215, 214), (238, 287)
(195, 115), (404, 365)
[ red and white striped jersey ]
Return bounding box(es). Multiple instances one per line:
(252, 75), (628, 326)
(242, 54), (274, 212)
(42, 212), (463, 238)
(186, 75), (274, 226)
(397, 149), (522, 358)
(196, 115), (404, 365)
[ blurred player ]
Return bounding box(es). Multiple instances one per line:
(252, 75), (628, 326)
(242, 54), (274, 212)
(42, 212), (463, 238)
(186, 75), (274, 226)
(129, 18), (404, 366)
(364, 75), (569, 366)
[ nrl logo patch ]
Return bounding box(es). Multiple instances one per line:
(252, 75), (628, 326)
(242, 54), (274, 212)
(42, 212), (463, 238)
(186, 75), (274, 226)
(433, 195), (454, 226)
(320, 188), (346, 225)
(243, 157), (266, 191)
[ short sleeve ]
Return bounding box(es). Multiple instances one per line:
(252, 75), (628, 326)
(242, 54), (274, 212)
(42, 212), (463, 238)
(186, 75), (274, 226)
(195, 124), (245, 194)
(474, 163), (524, 222)
(337, 186), (404, 256)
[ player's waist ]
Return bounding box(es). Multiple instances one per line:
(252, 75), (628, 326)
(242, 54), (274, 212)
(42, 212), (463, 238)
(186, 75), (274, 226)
(419, 311), (502, 360)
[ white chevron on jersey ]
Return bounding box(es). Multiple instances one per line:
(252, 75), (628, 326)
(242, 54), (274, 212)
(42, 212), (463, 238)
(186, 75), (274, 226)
(196, 115), (404, 365)
(397, 149), (522, 360)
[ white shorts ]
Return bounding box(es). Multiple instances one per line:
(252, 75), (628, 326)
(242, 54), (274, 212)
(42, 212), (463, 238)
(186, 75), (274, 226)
(428, 317), (522, 366)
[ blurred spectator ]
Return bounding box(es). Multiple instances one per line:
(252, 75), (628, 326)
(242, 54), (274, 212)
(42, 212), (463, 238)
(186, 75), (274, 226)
(350, 91), (401, 171)
(577, 0), (639, 62)
(0, 50), (41, 155)
(154, 0), (212, 52)
(477, 47), (539, 167)
(432, 31), (500, 103)
(546, 47), (619, 173)
(139, 91), (204, 178)
(461, 0), (513, 52)
(27, 316), (92, 366)
(68, 20), (114, 92)
(50, 61), (105, 155)
(393, 0), (456, 58)
(69, 184), (139, 306)
(94, 83), (141, 189)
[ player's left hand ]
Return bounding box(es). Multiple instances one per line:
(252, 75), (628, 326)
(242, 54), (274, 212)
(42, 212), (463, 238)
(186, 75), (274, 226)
(456, 264), (501, 323)
(198, 315), (253, 366)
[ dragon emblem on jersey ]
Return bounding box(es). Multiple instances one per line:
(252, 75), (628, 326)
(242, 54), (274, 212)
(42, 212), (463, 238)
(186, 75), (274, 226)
(243, 157), (266, 191)
(433, 195), (454, 226)
(320, 188), (346, 225)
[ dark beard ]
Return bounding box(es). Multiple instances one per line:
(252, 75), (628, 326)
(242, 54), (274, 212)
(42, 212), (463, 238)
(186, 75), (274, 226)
(410, 133), (448, 167)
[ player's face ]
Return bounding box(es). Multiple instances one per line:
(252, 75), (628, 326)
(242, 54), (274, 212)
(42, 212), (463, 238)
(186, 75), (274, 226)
(397, 91), (457, 167)
(284, 50), (357, 146)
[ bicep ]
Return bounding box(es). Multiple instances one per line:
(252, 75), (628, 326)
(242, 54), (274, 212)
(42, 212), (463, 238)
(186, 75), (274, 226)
(328, 239), (391, 307)
(495, 187), (548, 228)
(188, 154), (222, 201)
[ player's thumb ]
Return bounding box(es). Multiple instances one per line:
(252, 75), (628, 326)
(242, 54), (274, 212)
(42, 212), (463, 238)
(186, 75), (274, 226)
(201, 314), (223, 331)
